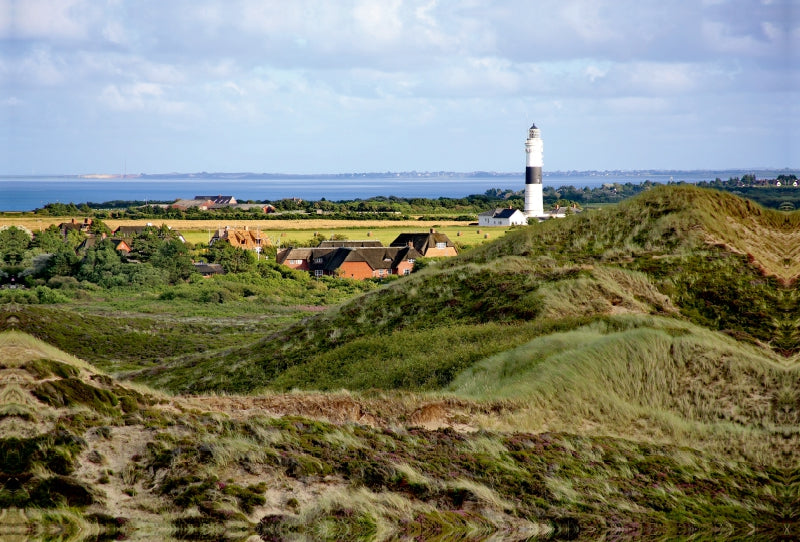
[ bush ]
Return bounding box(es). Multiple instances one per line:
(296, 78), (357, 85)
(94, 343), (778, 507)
(47, 276), (80, 290)
(35, 286), (70, 304)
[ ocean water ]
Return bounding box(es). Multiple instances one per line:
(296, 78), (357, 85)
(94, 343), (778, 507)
(0, 172), (737, 212)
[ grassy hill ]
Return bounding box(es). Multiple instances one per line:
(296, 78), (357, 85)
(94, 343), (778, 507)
(3, 184), (799, 539)
(132, 185), (798, 396)
(0, 330), (790, 540)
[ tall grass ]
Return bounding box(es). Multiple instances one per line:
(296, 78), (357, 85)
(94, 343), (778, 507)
(450, 315), (790, 460)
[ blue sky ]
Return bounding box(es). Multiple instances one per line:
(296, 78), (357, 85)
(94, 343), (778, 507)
(1, 0), (797, 175)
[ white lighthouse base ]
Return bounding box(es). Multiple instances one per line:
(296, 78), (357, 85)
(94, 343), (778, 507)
(524, 183), (544, 218)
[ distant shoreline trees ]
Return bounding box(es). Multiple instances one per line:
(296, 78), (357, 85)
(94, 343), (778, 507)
(14, 174), (796, 221)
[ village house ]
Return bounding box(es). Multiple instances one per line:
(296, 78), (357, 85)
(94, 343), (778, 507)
(478, 207), (528, 227)
(193, 262), (225, 277)
(235, 203), (276, 213)
(277, 245), (421, 279)
(195, 195), (237, 206)
(171, 198), (275, 213)
(318, 240), (383, 248)
(389, 229), (458, 257)
(171, 198), (215, 211)
(76, 235), (132, 255)
(58, 218), (94, 240)
(210, 226), (270, 254)
(111, 224), (186, 243)
(170, 195), (236, 211)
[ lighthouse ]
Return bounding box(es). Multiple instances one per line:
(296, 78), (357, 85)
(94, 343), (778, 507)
(524, 122), (544, 217)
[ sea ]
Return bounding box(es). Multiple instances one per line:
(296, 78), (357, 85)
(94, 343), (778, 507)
(0, 171), (763, 212)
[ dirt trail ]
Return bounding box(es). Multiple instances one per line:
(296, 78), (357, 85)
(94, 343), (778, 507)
(187, 393), (512, 432)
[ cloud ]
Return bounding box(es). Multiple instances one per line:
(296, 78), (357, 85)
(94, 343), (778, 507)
(17, 46), (66, 85)
(1, 0), (796, 173)
(2, 0), (124, 42)
(2, 96), (22, 106)
(100, 82), (189, 115)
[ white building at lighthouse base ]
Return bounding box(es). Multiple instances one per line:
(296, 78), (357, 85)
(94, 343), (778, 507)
(478, 207), (528, 227)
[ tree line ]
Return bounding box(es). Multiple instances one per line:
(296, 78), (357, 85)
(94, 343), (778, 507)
(0, 221), (265, 290)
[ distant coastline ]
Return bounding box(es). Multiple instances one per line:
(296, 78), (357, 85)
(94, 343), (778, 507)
(2, 168), (796, 181)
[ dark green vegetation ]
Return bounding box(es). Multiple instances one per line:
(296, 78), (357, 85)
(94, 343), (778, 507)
(2, 184), (800, 540)
(695, 173), (800, 210)
(13, 174), (796, 226)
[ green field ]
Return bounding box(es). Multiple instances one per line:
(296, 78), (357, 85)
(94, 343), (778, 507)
(179, 223), (510, 250)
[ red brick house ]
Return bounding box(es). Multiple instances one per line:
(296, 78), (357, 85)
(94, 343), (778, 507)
(276, 245), (420, 279)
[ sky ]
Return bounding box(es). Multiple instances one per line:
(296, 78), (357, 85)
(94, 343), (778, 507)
(1, 0), (798, 175)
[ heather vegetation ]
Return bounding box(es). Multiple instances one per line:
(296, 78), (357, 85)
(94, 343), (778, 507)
(1, 184), (799, 540)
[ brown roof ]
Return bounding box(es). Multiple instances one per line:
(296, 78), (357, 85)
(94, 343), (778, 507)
(318, 240), (384, 248)
(277, 246), (420, 272)
(212, 227), (270, 249)
(389, 231), (455, 252)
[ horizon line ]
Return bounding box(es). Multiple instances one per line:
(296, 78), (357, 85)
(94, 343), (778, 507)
(2, 167), (797, 179)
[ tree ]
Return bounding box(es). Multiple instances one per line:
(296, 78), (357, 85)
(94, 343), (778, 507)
(208, 243), (256, 273)
(0, 226), (32, 266)
(77, 240), (123, 287)
(130, 227), (162, 261)
(41, 247), (80, 279)
(151, 239), (195, 283)
(88, 219), (112, 236)
(32, 226), (65, 253)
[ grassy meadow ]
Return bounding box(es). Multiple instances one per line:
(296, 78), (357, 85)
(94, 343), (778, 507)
(2, 184), (799, 539)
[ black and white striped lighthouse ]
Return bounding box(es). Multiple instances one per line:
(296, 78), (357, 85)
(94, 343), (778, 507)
(524, 122), (544, 217)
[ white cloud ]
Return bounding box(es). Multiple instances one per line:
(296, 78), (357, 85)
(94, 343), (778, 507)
(2, 96), (22, 106)
(100, 82), (189, 115)
(605, 96), (670, 114)
(223, 81), (245, 96)
(11, 0), (87, 39)
(585, 65), (608, 83)
(353, 0), (404, 42)
(623, 62), (699, 94)
(17, 47), (65, 85)
(559, 1), (621, 43)
(1, 0), (795, 173)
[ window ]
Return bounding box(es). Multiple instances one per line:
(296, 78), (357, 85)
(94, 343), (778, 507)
(289, 259), (302, 265)
(403, 269), (411, 275)
(436, 242), (447, 249)
(314, 269), (323, 277)
(314, 257), (323, 264)
(408, 259), (415, 264)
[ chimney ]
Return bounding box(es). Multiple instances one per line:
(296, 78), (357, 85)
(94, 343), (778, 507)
(408, 241), (413, 247)
(430, 228), (435, 234)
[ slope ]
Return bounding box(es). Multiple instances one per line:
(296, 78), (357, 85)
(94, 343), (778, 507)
(136, 185), (799, 396)
(0, 330), (791, 541)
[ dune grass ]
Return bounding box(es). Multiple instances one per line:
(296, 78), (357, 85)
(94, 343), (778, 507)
(448, 315), (792, 460)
